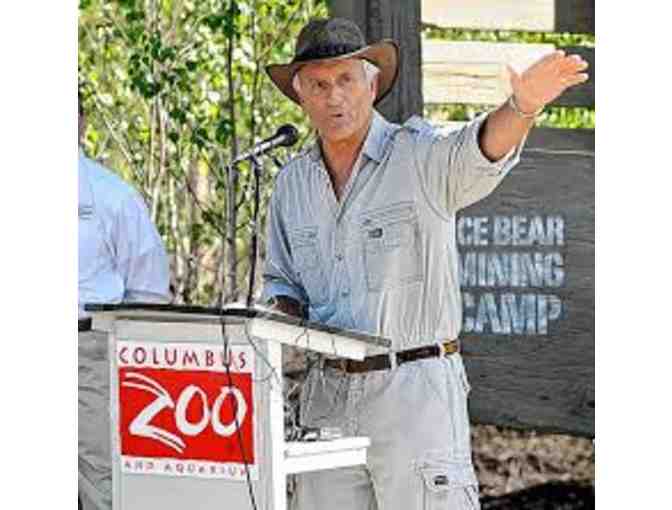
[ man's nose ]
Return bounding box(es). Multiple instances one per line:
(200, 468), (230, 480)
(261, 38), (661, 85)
(326, 83), (346, 105)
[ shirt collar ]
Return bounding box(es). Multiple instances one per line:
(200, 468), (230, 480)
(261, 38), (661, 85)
(308, 109), (396, 165)
(361, 110), (394, 163)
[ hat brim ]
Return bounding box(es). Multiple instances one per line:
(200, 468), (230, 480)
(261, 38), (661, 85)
(266, 40), (399, 105)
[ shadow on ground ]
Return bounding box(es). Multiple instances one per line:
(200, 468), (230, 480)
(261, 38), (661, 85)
(481, 481), (594, 510)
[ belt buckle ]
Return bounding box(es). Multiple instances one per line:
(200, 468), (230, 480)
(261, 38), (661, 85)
(441, 340), (459, 356)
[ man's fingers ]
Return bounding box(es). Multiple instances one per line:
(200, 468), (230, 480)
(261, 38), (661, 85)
(563, 73), (590, 88)
(575, 60), (590, 71)
(534, 49), (566, 69)
(547, 55), (586, 77)
(559, 55), (589, 72)
(556, 64), (589, 84)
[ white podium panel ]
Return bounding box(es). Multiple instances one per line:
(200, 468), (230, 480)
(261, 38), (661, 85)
(86, 304), (390, 510)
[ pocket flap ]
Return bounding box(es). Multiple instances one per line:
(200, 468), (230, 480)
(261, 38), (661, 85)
(289, 226), (320, 270)
(359, 201), (417, 227)
(289, 226), (318, 246)
(418, 462), (478, 493)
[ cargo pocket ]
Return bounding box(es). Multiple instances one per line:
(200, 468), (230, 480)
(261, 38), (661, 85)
(360, 201), (423, 292)
(417, 458), (480, 510)
(447, 354), (472, 397)
(290, 226), (328, 305)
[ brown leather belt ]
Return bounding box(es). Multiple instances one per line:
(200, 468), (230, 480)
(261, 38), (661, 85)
(78, 318), (92, 332)
(323, 339), (459, 374)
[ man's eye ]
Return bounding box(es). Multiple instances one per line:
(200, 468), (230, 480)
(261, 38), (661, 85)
(338, 75), (352, 87)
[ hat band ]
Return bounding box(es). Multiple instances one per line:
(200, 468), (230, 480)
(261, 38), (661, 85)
(295, 43), (363, 62)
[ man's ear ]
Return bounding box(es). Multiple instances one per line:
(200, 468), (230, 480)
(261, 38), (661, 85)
(370, 75), (379, 101)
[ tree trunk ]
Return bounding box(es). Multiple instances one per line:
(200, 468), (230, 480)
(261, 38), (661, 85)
(328, 0), (423, 123)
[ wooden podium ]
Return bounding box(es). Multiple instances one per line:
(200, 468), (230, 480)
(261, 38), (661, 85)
(86, 304), (391, 510)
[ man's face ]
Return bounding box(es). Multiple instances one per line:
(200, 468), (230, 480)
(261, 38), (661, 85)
(295, 59), (377, 145)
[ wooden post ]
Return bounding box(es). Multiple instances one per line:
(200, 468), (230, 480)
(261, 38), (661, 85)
(328, 0), (424, 123)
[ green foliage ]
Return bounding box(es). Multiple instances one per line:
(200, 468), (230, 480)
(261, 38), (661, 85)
(79, 0), (327, 304)
(425, 104), (595, 130)
(536, 107), (595, 129)
(422, 25), (595, 47)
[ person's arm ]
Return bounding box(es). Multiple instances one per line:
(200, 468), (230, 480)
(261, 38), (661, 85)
(114, 191), (171, 303)
(479, 50), (589, 161)
(261, 179), (308, 318)
(410, 50), (589, 214)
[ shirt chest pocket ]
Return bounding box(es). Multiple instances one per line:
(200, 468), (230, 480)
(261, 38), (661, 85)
(360, 202), (424, 292)
(289, 226), (328, 305)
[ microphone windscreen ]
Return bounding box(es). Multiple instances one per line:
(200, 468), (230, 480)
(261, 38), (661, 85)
(276, 124), (299, 147)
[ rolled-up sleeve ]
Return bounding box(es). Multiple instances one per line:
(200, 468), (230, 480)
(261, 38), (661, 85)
(261, 180), (307, 306)
(114, 192), (171, 303)
(410, 112), (525, 214)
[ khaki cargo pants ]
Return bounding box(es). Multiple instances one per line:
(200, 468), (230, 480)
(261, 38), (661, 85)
(291, 354), (480, 510)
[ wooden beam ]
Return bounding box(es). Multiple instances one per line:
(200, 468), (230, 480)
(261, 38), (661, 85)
(422, 0), (595, 34)
(329, 0), (424, 123)
(327, 0), (366, 33)
(367, 0), (424, 122)
(447, 126), (595, 437)
(439, 124), (594, 153)
(423, 41), (594, 107)
(556, 0), (595, 34)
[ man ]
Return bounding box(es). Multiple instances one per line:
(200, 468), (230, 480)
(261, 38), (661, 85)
(262, 18), (588, 510)
(78, 93), (171, 509)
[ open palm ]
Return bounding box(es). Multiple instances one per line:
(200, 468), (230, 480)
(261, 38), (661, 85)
(509, 50), (589, 113)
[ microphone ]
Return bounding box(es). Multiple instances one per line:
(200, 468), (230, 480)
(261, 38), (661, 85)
(232, 124), (299, 165)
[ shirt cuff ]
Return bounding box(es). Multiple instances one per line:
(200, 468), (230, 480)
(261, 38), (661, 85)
(260, 280), (306, 306)
(467, 112), (527, 177)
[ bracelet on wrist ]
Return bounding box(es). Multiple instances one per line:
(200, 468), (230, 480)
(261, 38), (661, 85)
(508, 95), (543, 119)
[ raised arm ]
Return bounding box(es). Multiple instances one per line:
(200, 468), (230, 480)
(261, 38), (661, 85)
(480, 50), (590, 161)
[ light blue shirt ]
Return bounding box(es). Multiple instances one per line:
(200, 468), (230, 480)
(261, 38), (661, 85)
(78, 151), (170, 318)
(262, 111), (524, 352)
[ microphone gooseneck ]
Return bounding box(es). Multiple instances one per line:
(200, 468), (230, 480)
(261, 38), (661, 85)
(233, 124), (299, 165)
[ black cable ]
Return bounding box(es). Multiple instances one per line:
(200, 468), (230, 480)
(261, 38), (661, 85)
(246, 155), (262, 309)
(220, 318), (258, 510)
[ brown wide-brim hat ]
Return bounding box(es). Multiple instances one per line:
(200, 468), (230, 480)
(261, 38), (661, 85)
(266, 18), (399, 105)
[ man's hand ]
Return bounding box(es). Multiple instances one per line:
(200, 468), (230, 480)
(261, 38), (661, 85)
(479, 50), (590, 162)
(268, 295), (305, 319)
(508, 50), (590, 114)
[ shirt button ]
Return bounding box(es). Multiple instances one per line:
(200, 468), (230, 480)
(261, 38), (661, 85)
(336, 254), (344, 261)
(341, 290), (350, 298)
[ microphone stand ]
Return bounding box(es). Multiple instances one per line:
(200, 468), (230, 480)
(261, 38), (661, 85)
(245, 154), (262, 309)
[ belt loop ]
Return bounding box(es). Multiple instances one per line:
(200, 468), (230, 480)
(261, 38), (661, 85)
(388, 350), (398, 370)
(435, 341), (446, 358)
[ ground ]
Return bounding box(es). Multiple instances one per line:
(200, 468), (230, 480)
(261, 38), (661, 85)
(472, 424), (594, 509)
